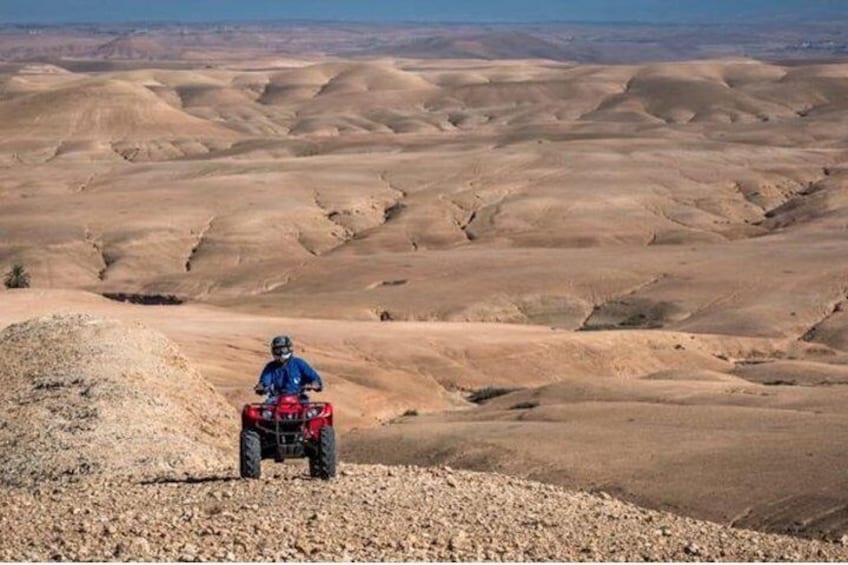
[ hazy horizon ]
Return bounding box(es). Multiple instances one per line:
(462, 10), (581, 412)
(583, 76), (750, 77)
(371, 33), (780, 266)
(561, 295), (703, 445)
(2, 0), (848, 25)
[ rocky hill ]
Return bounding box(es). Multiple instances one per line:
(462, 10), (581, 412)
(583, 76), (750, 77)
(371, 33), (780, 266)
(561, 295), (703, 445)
(0, 314), (238, 487)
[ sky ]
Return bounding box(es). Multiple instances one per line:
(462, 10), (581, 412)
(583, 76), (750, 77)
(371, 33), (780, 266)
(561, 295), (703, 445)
(1, 0), (847, 25)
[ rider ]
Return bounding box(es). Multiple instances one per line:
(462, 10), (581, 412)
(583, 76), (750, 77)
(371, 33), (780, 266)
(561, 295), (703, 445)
(255, 335), (323, 403)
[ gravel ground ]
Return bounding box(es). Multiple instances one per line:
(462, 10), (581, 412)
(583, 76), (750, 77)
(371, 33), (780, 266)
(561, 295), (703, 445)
(2, 462), (848, 562)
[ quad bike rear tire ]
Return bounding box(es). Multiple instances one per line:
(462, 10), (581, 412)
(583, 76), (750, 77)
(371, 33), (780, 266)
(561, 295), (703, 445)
(240, 429), (261, 479)
(311, 426), (336, 480)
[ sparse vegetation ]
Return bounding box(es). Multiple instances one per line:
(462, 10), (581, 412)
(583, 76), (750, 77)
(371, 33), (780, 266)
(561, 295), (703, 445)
(467, 386), (520, 404)
(101, 292), (183, 305)
(401, 409), (419, 417)
(619, 313), (648, 327)
(297, 145), (321, 157)
(510, 401), (540, 410)
(3, 264), (30, 289)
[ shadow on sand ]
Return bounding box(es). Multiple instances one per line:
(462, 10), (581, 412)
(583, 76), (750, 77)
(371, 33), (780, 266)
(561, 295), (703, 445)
(139, 475), (239, 485)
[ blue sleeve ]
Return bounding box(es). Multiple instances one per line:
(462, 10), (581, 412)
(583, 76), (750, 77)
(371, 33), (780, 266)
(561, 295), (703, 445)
(297, 358), (322, 390)
(259, 363), (275, 390)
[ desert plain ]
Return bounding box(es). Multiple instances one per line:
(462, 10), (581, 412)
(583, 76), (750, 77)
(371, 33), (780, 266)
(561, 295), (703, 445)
(1, 23), (848, 561)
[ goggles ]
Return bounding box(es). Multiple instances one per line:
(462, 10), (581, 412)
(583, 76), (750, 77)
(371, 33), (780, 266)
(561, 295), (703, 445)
(272, 346), (293, 357)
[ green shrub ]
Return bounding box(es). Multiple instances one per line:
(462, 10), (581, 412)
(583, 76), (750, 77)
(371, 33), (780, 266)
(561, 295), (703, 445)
(510, 401), (540, 410)
(4, 264), (30, 289)
(467, 386), (520, 404)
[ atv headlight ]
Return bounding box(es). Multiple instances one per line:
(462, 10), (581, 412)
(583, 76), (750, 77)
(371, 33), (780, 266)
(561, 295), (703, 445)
(261, 409), (273, 420)
(304, 406), (321, 419)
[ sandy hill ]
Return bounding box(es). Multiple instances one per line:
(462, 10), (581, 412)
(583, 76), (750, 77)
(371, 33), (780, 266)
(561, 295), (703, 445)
(0, 313), (237, 487)
(344, 354), (848, 540)
(374, 31), (577, 61)
(94, 35), (176, 60)
(0, 76), (235, 142)
(2, 61), (847, 328)
(314, 63), (435, 96)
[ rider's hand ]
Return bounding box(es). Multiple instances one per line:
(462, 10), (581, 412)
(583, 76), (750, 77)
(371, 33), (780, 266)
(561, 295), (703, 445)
(254, 385), (267, 395)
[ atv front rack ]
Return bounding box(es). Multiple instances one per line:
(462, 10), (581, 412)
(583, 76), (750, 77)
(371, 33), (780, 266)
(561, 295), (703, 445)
(257, 421), (305, 457)
(252, 404), (329, 458)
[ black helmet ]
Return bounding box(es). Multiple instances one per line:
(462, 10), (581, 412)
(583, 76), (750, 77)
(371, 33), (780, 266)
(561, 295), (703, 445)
(271, 335), (293, 360)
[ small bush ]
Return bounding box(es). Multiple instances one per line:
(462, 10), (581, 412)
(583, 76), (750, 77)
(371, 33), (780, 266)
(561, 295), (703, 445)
(401, 409), (419, 417)
(619, 313), (647, 327)
(4, 264), (30, 289)
(510, 401), (540, 410)
(467, 386), (520, 404)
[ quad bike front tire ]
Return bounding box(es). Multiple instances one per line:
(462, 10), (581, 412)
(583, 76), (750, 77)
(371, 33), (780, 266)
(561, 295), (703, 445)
(310, 426), (336, 480)
(240, 429), (261, 479)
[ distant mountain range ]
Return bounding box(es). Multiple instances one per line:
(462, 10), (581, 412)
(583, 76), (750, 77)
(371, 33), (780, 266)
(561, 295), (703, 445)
(2, 21), (848, 64)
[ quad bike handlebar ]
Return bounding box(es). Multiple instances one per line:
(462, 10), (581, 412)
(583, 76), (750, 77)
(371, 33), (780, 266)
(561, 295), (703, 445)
(253, 384), (322, 395)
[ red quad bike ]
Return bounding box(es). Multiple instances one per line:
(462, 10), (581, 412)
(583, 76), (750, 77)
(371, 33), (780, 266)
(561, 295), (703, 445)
(240, 386), (336, 480)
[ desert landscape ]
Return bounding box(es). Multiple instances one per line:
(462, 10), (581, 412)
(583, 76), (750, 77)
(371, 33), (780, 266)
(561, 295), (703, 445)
(1, 17), (848, 561)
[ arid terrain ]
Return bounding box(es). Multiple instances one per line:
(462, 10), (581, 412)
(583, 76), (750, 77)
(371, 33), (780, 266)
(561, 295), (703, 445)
(2, 312), (848, 562)
(1, 24), (848, 560)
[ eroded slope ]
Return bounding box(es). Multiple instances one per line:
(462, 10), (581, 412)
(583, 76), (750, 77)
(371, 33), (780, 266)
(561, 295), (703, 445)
(0, 59), (846, 344)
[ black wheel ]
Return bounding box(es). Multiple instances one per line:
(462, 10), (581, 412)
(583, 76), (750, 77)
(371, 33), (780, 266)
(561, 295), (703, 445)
(313, 426), (336, 480)
(240, 429), (261, 479)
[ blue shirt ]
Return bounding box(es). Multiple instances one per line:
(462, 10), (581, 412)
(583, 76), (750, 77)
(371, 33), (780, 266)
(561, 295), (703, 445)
(258, 356), (322, 395)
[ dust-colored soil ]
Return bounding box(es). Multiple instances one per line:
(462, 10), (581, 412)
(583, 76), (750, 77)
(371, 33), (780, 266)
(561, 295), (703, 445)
(1, 58), (847, 348)
(5, 313), (847, 562)
(2, 46), (848, 559)
(2, 291), (848, 546)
